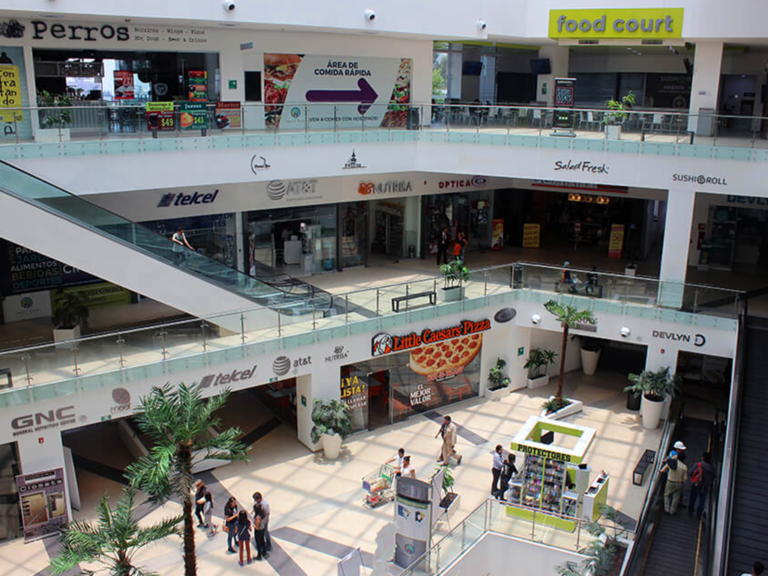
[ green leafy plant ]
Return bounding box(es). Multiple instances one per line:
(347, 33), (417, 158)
(556, 505), (629, 576)
(50, 485), (181, 576)
(310, 399), (353, 444)
(439, 258), (470, 290)
(624, 366), (680, 402)
(543, 300), (597, 403)
(488, 358), (511, 391)
(52, 289), (90, 329)
(126, 383), (249, 576)
(603, 91), (636, 126)
(543, 396), (570, 414)
(524, 348), (557, 379)
(37, 90), (73, 129)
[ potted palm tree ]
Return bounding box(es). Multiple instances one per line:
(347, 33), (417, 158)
(485, 357), (511, 400)
(541, 300), (597, 419)
(603, 92), (635, 140)
(439, 258), (470, 302)
(311, 399), (353, 460)
(50, 486), (181, 576)
(624, 366), (680, 429)
(52, 288), (90, 349)
(524, 348), (557, 389)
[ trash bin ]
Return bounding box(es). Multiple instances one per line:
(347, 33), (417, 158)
(407, 107), (420, 130)
(697, 107), (714, 137)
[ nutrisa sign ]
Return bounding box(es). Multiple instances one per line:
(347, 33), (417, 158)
(262, 53), (412, 130)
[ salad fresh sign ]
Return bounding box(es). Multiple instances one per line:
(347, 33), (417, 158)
(263, 53), (412, 130)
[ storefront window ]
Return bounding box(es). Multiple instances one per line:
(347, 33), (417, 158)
(423, 190), (493, 258)
(340, 201), (367, 269)
(142, 213), (236, 268)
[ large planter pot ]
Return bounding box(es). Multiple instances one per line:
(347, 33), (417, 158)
(321, 433), (343, 460)
(640, 395), (665, 429)
(626, 392), (642, 411)
(441, 286), (464, 303)
(580, 348), (601, 376)
(527, 374), (549, 389)
(605, 124), (621, 140)
(53, 324), (81, 350)
(484, 387), (508, 402)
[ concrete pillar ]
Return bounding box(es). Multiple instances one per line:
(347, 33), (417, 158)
(536, 46), (570, 106)
(687, 42), (724, 133)
(658, 189), (696, 307)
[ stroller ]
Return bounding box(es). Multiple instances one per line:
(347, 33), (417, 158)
(362, 463), (396, 508)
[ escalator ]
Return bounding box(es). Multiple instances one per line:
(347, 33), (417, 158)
(0, 160), (332, 328)
(725, 317), (768, 576)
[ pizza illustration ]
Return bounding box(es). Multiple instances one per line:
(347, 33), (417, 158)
(409, 334), (483, 376)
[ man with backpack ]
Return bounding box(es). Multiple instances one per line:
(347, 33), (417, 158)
(689, 452), (715, 518)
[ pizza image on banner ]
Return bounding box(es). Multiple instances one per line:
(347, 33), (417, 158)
(409, 334), (483, 378)
(263, 53), (409, 130)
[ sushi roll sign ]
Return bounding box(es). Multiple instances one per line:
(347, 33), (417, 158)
(371, 319), (490, 357)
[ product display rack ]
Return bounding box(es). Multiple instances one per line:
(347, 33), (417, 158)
(514, 453), (570, 514)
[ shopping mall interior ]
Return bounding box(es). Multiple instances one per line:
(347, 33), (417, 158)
(0, 2), (765, 576)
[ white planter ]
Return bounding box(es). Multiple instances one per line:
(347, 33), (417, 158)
(484, 387), (508, 402)
(527, 374), (550, 389)
(36, 128), (71, 143)
(53, 324), (81, 350)
(321, 433), (343, 460)
(441, 286), (464, 303)
(540, 396), (583, 420)
(580, 348), (601, 376)
(640, 395), (665, 429)
(605, 124), (621, 140)
(625, 265), (637, 277)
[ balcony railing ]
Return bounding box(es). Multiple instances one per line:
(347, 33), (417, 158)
(1, 102), (768, 160)
(0, 261), (742, 408)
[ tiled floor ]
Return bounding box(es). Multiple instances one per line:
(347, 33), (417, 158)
(0, 371), (664, 576)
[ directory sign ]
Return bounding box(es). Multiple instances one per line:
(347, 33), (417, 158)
(16, 468), (68, 542)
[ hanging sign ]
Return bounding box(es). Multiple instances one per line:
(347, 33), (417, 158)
(215, 101), (242, 129)
(16, 468), (68, 542)
(113, 70), (134, 100)
(0, 65), (23, 122)
(523, 223), (541, 248)
(492, 219), (504, 250)
(608, 224), (625, 258)
(179, 102), (207, 131)
(145, 102), (174, 131)
(187, 70), (208, 101)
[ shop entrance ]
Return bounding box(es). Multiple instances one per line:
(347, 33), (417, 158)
(422, 190), (493, 262)
(676, 351), (732, 417)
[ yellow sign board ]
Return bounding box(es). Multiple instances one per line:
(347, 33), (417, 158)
(549, 8), (684, 39)
(0, 65), (24, 123)
(523, 223), (541, 248)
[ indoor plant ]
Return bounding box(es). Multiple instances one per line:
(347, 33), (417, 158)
(51, 288), (89, 348)
(434, 464), (459, 521)
(624, 366), (680, 429)
(524, 348), (556, 389)
(486, 357), (511, 400)
(439, 258), (470, 302)
(557, 505), (631, 576)
(310, 398), (353, 459)
(37, 90), (73, 142)
(602, 91), (635, 140)
(580, 337), (604, 376)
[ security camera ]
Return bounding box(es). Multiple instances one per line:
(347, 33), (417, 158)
(531, 313), (541, 325)
(620, 327), (631, 338)
(477, 20), (487, 31)
(364, 9), (376, 21)
(223, 1), (236, 11)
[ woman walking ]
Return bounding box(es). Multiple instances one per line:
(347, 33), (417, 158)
(203, 492), (217, 536)
(236, 510), (253, 566)
(224, 497), (239, 553)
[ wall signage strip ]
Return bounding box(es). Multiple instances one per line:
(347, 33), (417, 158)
(549, 8), (684, 40)
(371, 319), (490, 356)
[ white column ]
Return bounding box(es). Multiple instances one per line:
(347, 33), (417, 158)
(687, 42), (724, 133)
(658, 189), (695, 307)
(536, 46), (570, 106)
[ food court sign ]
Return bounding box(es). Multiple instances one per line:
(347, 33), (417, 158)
(549, 8), (684, 39)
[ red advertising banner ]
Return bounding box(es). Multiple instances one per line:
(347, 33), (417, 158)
(145, 102), (175, 131)
(215, 101), (242, 129)
(113, 70), (135, 100)
(608, 224), (625, 258)
(16, 468), (68, 542)
(492, 218), (504, 250)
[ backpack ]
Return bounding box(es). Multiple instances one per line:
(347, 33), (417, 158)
(691, 462), (704, 486)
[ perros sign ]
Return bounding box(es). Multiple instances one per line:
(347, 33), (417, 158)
(549, 8), (684, 39)
(371, 319), (491, 356)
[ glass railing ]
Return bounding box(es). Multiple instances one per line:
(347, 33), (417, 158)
(2, 102), (768, 156)
(0, 261), (741, 397)
(398, 498), (635, 576)
(0, 160), (334, 312)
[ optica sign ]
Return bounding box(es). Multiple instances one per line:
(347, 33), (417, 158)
(549, 8), (684, 39)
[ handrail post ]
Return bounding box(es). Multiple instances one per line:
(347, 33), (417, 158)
(160, 329), (168, 360)
(405, 284), (409, 311)
(72, 343), (81, 375)
(376, 289), (380, 316)
(241, 313), (247, 344)
(531, 509), (536, 540)
(117, 334), (126, 367)
(484, 270), (488, 296)
(201, 320), (208, 353)
(345, 294), (349, 324)
(312, 306), (317, 331)
(277, 310), (282, 338)
(22, 353), (32, 386)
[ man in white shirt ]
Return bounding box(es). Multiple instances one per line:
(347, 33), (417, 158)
(387, 448), (405, 477)
(491, 444), (504, 496)
(171, 228), (193, 262)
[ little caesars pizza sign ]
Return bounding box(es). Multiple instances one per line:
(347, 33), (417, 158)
(371, 319), (490, 356)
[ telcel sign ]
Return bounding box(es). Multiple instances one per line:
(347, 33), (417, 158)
(549, 8), (684, 39)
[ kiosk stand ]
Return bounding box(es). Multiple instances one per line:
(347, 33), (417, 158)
(506, 416), (602, 530)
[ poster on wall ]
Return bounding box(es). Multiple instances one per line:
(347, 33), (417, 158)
(215, 101), (242, 129)
(2, 291), (52, 323)
(113, 70), (135, 100)
(608, 224), (625, 258)
(263, 53), (412, 129)
(0, 64), (23, 122)
(16, 468), (68, 542)
(187, 70), (208, 101)
(492, 219), (504, 250)
(145, 102), (175, 131)
(523, 223), (541, 248)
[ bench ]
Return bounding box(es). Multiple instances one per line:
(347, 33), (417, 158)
(392, 291), (436, 312)
(633, 449), (657, 486)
